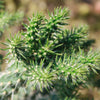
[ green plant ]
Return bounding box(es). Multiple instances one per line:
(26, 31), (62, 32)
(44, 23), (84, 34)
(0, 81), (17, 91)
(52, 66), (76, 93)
(0, 0), (23, 69)
(0, 8), (100, 100)
(0, 11), (23, 37)
(0, 0), (24, 37)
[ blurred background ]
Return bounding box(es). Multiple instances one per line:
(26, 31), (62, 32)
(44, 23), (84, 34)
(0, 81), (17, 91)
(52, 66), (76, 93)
(0, 0), (100, 99)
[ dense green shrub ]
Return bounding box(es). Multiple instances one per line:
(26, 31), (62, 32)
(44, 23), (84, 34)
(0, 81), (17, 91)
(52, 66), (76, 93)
(0, 7), (100, 100)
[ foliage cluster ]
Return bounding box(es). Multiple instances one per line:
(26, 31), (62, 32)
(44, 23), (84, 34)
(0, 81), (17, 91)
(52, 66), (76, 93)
(0, 7), (100, 100)
(0, 0), (23, 68)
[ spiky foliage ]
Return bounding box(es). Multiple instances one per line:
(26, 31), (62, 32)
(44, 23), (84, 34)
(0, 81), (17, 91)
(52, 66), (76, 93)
(0, 0), (23, 37)
(0, 8), (100, 100)
(0, 12), (23, 36)
(0, 0), (23, 69)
